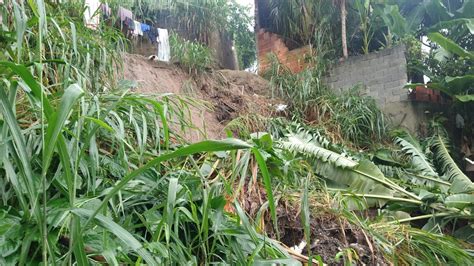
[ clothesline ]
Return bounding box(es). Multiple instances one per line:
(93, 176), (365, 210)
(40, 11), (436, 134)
(85, 1), (161, 38)
(84, 1), (170, 61)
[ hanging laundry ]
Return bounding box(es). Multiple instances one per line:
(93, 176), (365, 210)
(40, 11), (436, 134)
(133, 20), (143, 36)
(157, 28), (170, 62)
(118, 6), (133, 30)
(125, 17), (134, 30)
(118, 7), (133, 22)
(147, 27), (159, 43)
(84, 0), (100, 30)
(100, 3), (111, 18)
(141, 23), (151, 33)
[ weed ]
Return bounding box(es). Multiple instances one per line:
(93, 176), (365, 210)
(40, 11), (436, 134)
(170, 33), (213, 75)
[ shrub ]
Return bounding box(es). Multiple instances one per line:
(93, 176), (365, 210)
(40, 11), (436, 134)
(170, 33), (213, 75)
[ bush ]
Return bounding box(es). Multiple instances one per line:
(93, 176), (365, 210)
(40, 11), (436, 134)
(170, 33), (213, 75)
(266, 56), (387, 148)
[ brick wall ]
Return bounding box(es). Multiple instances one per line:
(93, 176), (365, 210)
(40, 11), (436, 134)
(257, 29), (312, 74)
(325, 45), (408, 107)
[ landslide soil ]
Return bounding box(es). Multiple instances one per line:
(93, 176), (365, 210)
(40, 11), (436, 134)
(122, 53), (278, 142)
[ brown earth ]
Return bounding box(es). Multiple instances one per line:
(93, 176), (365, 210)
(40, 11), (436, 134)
(122, 53), (279, 142)
(236, 183), (386, 265)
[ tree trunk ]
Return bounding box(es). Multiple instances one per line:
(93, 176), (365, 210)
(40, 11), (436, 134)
(340, 0), (348, 59)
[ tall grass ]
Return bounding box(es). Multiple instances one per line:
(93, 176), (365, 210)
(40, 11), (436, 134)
(169, 33), (213, 75)
(0, 1), (296, 264)
(2, 1), (473, 265)
(265, 56), (387, 148)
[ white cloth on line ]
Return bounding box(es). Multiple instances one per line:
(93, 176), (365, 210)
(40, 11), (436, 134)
(84, 0), (100, 30)
(157, 28), (170, 62)
(133, 20), (143, 36)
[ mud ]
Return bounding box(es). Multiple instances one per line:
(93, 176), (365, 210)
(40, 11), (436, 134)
(122, 53), (277, 141)
(237, 183), (386, 265)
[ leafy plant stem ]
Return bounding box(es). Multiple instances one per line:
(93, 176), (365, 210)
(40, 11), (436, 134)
(385, 212), (455, 224)
(353, 169), (421, 201)
(342, 193), (423, 205)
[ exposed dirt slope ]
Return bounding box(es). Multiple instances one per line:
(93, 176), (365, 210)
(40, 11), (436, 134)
(122, 53), (277, 141)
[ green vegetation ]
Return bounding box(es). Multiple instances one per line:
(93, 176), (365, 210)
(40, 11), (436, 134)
(268, 0), (473, 59)
(170, 33), (213, 75)
(0, 1), (288, 264)
(1, 0), (473, 265)
(227, 1), (256, 69)
(265, 52), (387, 148)
(120, 0), (256, 70)
(420, 21), (474, 102)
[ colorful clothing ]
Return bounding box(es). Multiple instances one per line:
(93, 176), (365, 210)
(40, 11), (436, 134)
(141, 23), (151, 33)
(100, 3), (111, 18)
(118, 6), (133, 22)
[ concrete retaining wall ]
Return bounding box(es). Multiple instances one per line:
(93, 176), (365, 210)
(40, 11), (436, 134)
(325, 45), (433, 132)
(325, 45), (408, 107)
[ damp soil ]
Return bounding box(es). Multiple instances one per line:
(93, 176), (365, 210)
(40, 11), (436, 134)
(122, 53), (279, 142)
(237, 183), (386, 265)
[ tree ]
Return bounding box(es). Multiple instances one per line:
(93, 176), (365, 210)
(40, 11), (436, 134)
(339, 0), (349, 59)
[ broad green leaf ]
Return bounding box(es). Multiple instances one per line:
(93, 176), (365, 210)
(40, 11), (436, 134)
(428, 32), (474, 60)
(84, 116), (114, 132)
(0, 61), (53, 113)
(455, 94), (474, 102)
(281, 134), (357, 169)
(12, 1), (27, 61)
(0, 211), (22, 257)
(445, 194), (474, 209)
(453, 224), (474, 244)
(446, 75), (474, 93)
(253, 147), (279, 238)
(396, 136), (438, 177)
(0, 87), (38, 214)
(433, 134), (474, 193)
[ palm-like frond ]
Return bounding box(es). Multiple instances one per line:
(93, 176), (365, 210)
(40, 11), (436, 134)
(378, 164), (451, 189)
(432, 134), (474, 193)
(280, 133), (356, 168)
(395, 136), (439, 177)
(280, 134), (420, 203)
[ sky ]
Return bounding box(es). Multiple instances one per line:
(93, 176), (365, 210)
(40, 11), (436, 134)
(236, 0), (255, 15)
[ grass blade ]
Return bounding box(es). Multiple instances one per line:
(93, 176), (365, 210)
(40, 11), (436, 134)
(72, 208), (157, 265)
(252, 147), (279, 239)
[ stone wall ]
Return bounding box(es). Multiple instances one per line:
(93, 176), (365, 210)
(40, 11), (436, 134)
(325, 45), (408, 107)
(257, 29), (312, 75)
